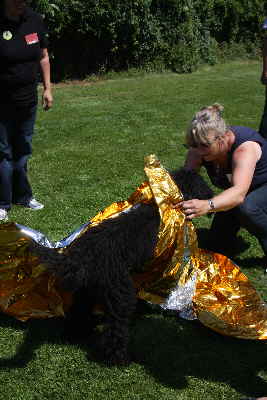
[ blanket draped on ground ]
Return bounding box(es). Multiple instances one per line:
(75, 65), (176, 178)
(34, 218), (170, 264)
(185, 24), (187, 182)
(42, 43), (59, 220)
(0, 154), (266, 340)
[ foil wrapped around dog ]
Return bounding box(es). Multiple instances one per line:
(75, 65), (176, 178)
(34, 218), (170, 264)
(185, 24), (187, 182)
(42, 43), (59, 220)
(0, 154), (266, 340)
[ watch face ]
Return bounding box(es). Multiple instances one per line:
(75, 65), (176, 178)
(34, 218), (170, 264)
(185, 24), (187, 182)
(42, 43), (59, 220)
(3, 31), (13, 40)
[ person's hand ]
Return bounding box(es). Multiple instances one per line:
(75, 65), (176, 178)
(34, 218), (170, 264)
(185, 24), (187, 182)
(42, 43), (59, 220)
(42, 88), (53, 110)
(172, 199), (210, 219)
(261, 71), (267, 85)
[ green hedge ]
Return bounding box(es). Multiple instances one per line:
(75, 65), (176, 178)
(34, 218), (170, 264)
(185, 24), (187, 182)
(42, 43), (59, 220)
(34, 0), (265, 80)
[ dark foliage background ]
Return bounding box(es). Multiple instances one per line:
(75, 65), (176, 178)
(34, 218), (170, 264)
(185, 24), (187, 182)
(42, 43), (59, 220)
(33, 0), (265, 80)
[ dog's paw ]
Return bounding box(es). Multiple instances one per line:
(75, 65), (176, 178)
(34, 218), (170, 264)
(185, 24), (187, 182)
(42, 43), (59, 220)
(106, 353), (131, 367)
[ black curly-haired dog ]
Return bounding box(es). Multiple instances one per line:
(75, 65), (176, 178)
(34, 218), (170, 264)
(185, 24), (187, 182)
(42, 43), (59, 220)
(31, 168), (213, 365)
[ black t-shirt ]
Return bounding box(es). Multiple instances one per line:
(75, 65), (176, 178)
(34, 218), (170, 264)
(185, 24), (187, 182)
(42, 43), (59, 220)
(0, 7), (48, 108)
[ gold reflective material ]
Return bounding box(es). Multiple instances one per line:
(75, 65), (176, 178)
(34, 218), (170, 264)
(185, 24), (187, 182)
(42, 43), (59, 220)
(133, 155), (198, 301)
(0, 224), (72, 321)
(0, 154), (266, 340)
(133, 155), (267, 340)
(193, 250), (267, 340)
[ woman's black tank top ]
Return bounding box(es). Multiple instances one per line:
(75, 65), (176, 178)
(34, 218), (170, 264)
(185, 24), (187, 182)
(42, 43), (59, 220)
(203, 126), (267, 191)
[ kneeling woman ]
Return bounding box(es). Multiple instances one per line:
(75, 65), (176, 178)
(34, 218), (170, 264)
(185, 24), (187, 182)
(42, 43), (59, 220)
(179, 103), (267, 260)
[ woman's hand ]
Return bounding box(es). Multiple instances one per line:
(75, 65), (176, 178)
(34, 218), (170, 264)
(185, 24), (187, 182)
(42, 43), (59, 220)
(42, 88), (53, 111)
(173, 199), (210, 219)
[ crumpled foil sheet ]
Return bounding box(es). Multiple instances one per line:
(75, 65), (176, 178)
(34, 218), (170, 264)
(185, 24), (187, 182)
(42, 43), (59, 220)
(0, 154), (266, 340)
(162, 273), (197, 320)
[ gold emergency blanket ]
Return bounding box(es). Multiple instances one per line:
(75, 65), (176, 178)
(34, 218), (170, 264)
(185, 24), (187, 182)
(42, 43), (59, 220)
(0, 154), (266, 340)
(0, 223), (72, 321)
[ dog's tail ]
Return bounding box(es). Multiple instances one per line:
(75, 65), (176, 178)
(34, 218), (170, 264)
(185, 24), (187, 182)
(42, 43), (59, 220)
(30, 241), (75, 286)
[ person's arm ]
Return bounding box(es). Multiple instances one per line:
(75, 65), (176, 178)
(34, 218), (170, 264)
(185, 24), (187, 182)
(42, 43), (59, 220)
(40, 48), (53, 110)
(208, 142), (261, 209)
(184, 148), (203, 171)
(178, 141), (262, 219)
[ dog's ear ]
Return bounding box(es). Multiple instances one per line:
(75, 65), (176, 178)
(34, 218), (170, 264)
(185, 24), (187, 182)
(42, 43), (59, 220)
(170, 168), (213, 200)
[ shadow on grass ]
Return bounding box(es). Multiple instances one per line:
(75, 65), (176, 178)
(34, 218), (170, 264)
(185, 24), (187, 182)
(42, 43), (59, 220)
(131, 314), (267, 398)
(0, 310), (266, 397)
(0, 315), (89, 369)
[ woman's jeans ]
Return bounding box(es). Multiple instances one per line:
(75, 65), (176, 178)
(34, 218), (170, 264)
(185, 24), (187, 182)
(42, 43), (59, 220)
(208, 183), (267, 257)
(0, 104), (37, 209)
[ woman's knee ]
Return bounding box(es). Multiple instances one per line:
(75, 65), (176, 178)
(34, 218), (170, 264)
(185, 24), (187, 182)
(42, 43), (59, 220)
(238, 197), (267, 235)
(238, 198), (260, 218)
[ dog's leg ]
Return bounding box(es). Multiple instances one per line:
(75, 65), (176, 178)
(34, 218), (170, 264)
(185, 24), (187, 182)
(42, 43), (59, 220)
(96, 272), (136, 366)
(63, 288), (95, 343)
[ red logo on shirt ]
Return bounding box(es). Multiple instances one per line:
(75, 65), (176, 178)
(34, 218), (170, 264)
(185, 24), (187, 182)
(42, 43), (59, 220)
(25, 33), (39, 45)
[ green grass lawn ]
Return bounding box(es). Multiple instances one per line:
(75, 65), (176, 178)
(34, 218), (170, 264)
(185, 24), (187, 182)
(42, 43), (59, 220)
(1, 60), (267, 400)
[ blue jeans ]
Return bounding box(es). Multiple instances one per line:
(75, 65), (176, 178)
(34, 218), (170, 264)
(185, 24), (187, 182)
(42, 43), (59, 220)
(208, 183), (267, 257)
(0, 104), (37, 209)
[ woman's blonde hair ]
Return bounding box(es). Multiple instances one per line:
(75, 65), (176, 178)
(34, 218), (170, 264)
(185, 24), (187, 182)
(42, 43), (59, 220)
(186, 103), (227, 147)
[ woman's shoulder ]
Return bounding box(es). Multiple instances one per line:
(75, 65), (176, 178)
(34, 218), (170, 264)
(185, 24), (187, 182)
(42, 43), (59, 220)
(230, 125), (264, 144)
(230, 126), (267, 158)
(230, 125), (258, 135)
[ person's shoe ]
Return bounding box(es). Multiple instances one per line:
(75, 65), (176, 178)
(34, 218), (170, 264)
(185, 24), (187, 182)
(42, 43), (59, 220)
(16, 198), (44, 210)
(0, 209), (8, 221)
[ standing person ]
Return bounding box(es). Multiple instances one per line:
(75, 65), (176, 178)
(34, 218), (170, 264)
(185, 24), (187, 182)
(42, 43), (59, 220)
(175, 103), (267, 263)
(0, 0), (53, 221)
(259, 18), (267, 138)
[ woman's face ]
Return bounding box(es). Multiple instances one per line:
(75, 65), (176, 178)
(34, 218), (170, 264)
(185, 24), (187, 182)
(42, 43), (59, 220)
(5, 0), (28, 17)
(192, 130), (223, 161)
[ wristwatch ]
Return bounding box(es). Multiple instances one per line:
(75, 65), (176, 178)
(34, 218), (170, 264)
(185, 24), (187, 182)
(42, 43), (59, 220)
(208, 199), (215, 212)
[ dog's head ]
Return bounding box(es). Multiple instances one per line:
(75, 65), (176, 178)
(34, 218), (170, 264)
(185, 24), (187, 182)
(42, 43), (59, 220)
(170, 168), (213, 201)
